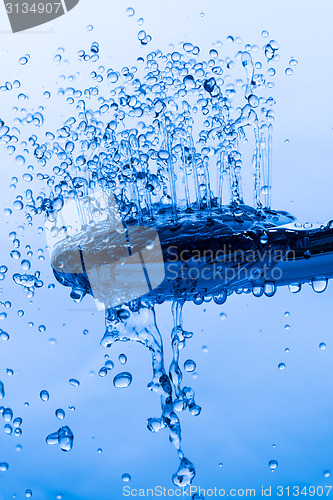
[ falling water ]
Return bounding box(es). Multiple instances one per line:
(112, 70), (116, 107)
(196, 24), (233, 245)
(0, 31), (307, 489)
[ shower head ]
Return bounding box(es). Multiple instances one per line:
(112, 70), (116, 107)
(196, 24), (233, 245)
(49, 204), (333, 308)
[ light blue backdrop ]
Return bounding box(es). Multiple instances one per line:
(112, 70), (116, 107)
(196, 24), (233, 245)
(0, 0), (332, 498)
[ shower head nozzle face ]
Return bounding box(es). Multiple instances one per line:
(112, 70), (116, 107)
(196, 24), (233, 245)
(47, 197), (165, 310)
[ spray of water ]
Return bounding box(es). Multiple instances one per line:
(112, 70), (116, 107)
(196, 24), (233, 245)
(0, 30), (302, 488)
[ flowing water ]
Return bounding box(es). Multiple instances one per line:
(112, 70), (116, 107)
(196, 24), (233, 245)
(0, 30), (305, 491)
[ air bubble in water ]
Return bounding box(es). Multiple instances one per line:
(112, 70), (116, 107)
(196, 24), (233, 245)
(113, 372), (132, 389)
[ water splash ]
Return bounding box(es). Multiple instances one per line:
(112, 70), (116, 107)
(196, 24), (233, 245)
(46, 425), (74, 452)
(0, 30), (324, 488)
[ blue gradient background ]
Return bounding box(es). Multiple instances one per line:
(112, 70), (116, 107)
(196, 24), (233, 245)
(0, 0), (333, 498)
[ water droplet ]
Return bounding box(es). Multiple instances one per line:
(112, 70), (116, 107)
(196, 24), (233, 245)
(172, 457), (195, 487)
(184, 360), (196, 372)
(113, 372), (132, 389)
(319, 342), (326, 350)
(40, 390), (49, 402)
(288, 283), (302, 294)
(264, 282), (276, 297)
(46, 426), (73, 452)
(219, 312), (227, 320)
(55, 409), (65, 420)
(107, 71), (119, 84)
(13, 417), (22, 427)
(25, 490), (32, 498)
(126, 7), (135, 16)
(248, 94), (259, 108)
(21, 259), (31, 271)
(324, 470), (331, 478)
(0, 330), (9, 341)
(69, 379), (80, 387)
(278, 363), (285, 370)
(213, 290), (227, 305)
(252, 285), (264, 297)
(311, 279), (328, 293)
(269, 459), (278, 471)
(3, 407), (13, 422)
(4, 423), (12, 434)
(118, 354), (127, 365)
(218, 462), (223, 468)
(0, 462), (9, 471)
(19, 57), (28, 65)
(98, 367), (108, 377)
(122, 473), (131, 482)
(105, 360), (114, 370)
